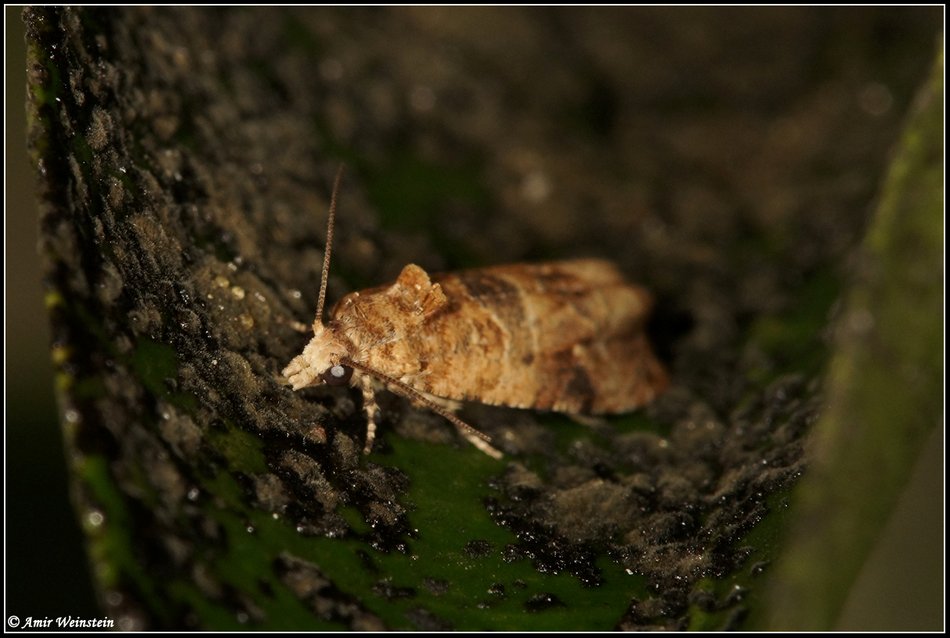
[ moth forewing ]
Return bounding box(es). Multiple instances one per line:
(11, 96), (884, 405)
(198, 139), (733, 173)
(329, 260), (669, 414)
(283, 170), (668, 458)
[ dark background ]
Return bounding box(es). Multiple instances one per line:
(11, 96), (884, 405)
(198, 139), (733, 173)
(7, 6), (100, 619)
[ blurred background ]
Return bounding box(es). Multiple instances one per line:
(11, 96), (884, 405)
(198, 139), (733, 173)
(6, 7), (99, 618)
(4, 7), (942, 628)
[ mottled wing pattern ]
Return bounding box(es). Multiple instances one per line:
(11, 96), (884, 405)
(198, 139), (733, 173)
(404, 260), (668, 414)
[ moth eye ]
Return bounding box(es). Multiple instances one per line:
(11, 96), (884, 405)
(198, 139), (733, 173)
(322, 364), (353, 386)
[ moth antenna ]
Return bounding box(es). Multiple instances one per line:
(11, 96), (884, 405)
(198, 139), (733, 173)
(342, 358), (503, 459)
(314, 165), (345, 329)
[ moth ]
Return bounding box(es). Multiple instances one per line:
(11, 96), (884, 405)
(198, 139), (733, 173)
(283, 168), (668, 458)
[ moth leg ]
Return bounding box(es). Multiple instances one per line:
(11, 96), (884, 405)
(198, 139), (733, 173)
(393, 387), (504, 459)
(414, 391), (463, 414)
(358, 373), (380, 454)
(414, 394), (502, 459)
(566, 413), (613, 439)
(276, 313), (311, 334)
(408, 392), (502, 459)
(343, 358), (504, 459)
(456, 425), (504, 460)
(568, 413), (608, 428)
(287, 319), (310, 333)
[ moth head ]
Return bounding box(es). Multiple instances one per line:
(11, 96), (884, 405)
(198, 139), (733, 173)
(283, 324), (353, 390)
(283, 165), (355, 391)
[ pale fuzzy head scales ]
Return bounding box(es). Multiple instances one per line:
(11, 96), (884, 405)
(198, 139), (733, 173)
(282, 324), (351, 390)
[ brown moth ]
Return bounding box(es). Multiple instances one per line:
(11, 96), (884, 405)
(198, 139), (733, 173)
(283, 168), (668, 458)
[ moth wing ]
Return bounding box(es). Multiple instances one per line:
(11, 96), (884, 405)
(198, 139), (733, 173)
(413, 260), (667, 414)
(530, 330), (669, 413)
